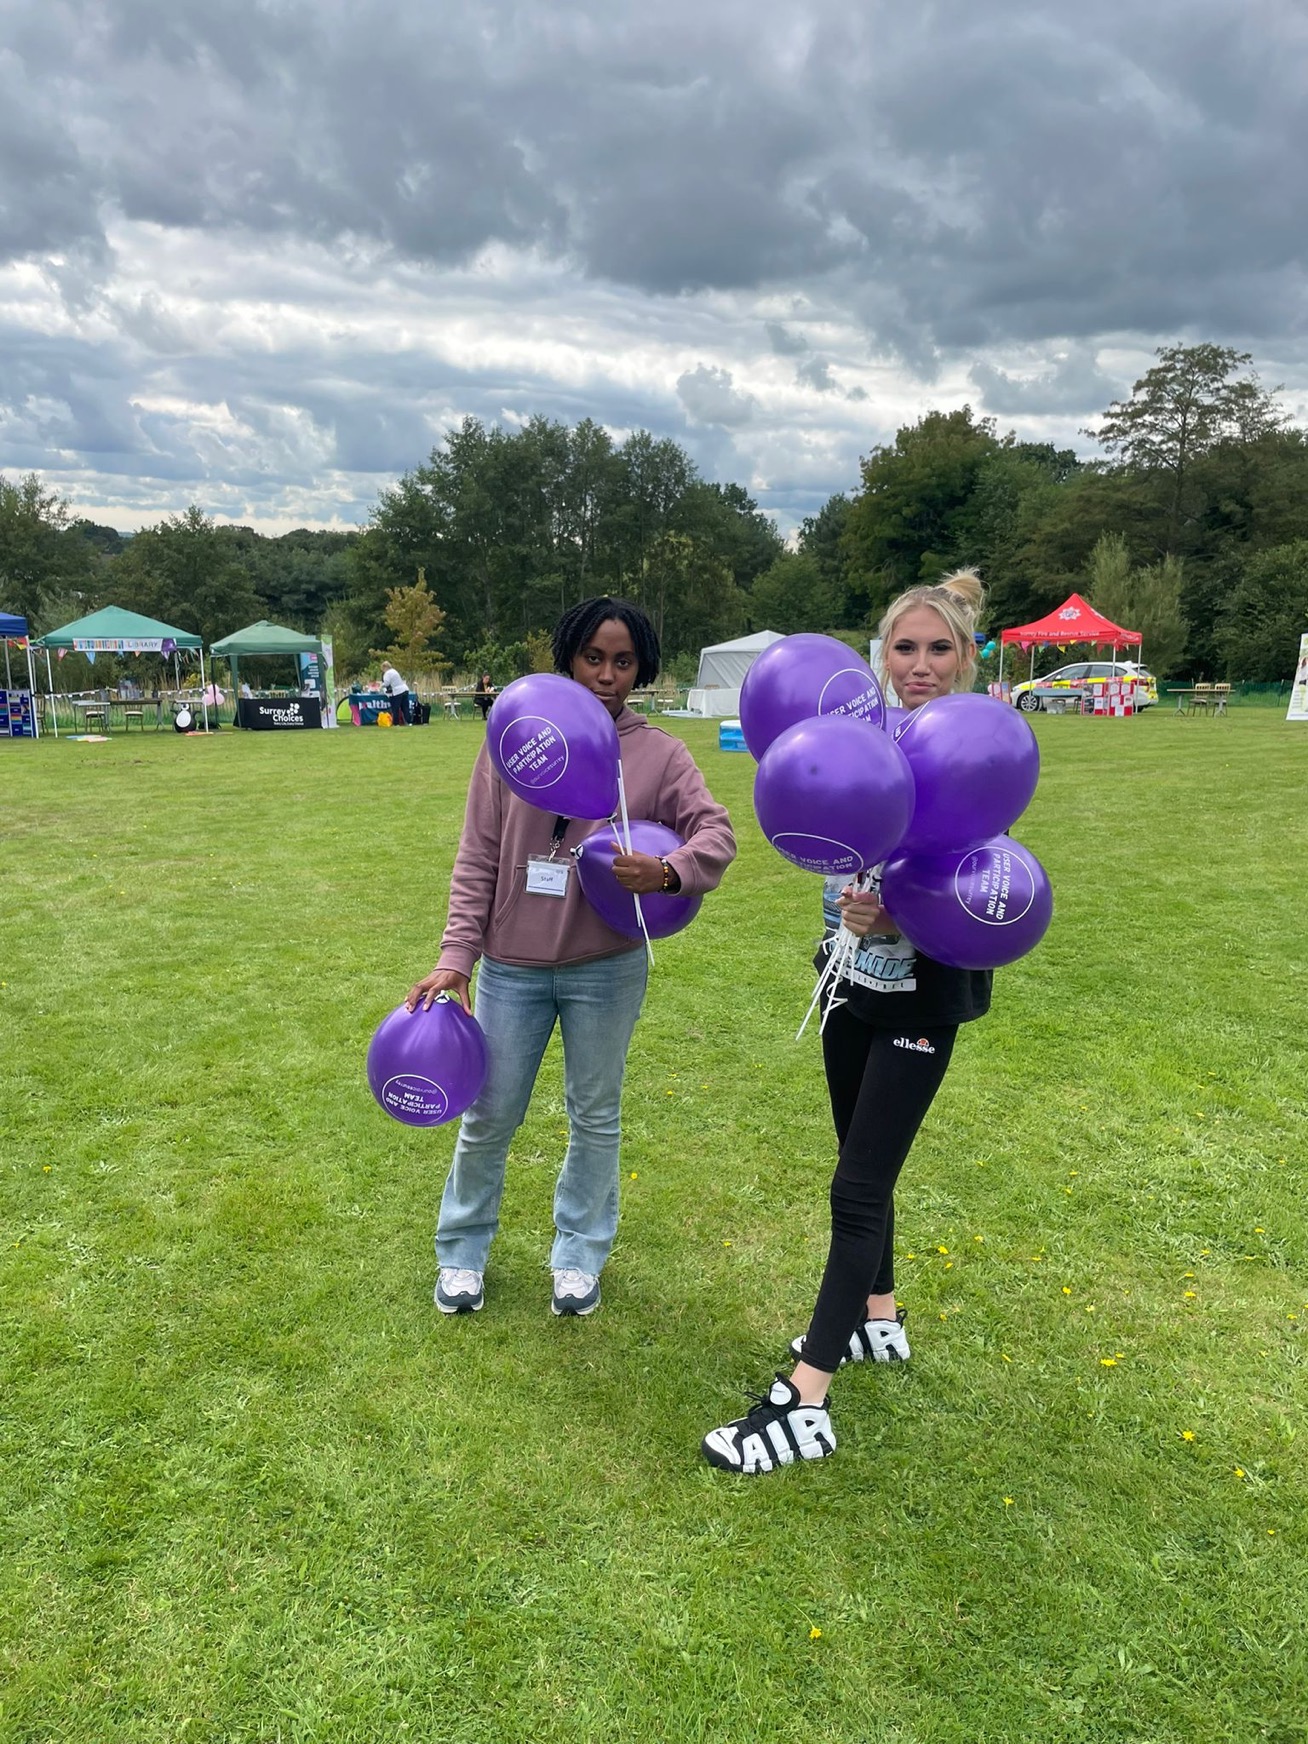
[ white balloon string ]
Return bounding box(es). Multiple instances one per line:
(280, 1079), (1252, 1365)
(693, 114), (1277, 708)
(616, 762), (654, 968)
(797, 869), (876, 1040)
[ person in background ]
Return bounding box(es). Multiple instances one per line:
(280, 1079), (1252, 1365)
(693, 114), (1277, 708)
(381, 661), (409, 724)
(702, 568), (997, 1476)
(473, 671), (496, 723)
(405, 596), (736, 1321)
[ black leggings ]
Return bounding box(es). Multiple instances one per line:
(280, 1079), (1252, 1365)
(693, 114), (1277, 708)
(801, 1005), (957, 1375)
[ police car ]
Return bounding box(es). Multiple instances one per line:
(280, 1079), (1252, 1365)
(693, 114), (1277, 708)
(1010, 660), (1158, 712)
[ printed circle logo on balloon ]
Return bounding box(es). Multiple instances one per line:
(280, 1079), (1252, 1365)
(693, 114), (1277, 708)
(575, 820), (703, 941)
(740, 633), (886, 759)
(891, 693), (1039, 855)
(487, 673), (620, 821)
(880, 837), (1053, 970)
(367, 997), (489, 1127)
(753, 716), (915, 876)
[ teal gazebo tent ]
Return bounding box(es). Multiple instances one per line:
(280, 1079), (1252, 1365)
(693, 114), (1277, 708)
(209, 619), (323, 695)
(210, 621), (335, 726)
(32, 606), (211, 734)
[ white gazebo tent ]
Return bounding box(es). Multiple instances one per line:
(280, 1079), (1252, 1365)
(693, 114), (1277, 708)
(687, 630), (784, 716)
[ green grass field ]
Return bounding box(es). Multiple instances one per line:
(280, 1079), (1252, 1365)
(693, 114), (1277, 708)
(2, 708), (1306, 1744)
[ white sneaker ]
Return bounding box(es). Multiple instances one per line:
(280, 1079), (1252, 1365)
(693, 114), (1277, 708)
(435, 1267), (484, 1314)
(789, 1307), (910, 1366)
(702, 1376), (836, 1475)
(551, 1268), (601, 1317)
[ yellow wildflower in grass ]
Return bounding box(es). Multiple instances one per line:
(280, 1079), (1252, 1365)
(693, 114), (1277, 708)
(1062, 1286), (1072, 1296)
(809, 1626), (822, 1641)
(937, 1245), (949, 1255)
(1003, 1497), (1014, 1506)
(629, 1172), (638, 1180)
(1234, 1467), (1246, 1479)
(1099, 1357), (1117, 1367)
(1180, 1430), (1196, 1442)
(1184, 1291), (1197, 1300)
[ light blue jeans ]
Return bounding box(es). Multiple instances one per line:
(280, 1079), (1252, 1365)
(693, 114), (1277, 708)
(436, 950), (649, 1276)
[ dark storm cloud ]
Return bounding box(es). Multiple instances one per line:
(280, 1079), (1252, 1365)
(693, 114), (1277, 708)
(5, 0), (1308, 532)
(7, 0), (1306, 344)
(969, 348), (1118, 417)
(676, 365), (758, 428)
(796, 359), (836, 394)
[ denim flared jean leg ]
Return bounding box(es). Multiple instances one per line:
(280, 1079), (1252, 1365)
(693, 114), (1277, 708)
(436, 950), (648, 1276)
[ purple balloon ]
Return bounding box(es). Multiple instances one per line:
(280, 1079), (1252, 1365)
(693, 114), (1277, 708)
(487, 674), (620, 821)
(754, 715), (914, 876)
(891, 693), (1039, 855)
(740, 634), (886, 759)
(367, 997), (489, 1127)
(575, 819), (704, 941)
(883, 705), (910, 734)
(880, 836), (1053, 970)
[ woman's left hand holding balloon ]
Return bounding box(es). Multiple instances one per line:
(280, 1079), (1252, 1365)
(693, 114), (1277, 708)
(612, 851), (669, 894)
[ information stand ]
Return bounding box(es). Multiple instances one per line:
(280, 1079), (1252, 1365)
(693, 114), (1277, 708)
(0, 689), (36, 738)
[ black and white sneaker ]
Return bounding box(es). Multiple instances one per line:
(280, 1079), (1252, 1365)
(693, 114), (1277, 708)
(551, 1267), (601, 1317)
(702, 1376), (836, 1475)
(789, 1307), (910, 1367)
(435, 1267), (484, 1314)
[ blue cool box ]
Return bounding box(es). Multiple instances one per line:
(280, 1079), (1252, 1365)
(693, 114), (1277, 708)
(718, 719), (747, 751)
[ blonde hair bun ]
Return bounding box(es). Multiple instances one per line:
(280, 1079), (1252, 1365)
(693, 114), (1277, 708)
(938, 566), (985, 618)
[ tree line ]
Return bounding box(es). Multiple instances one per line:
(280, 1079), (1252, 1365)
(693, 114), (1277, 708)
(3, 344), (1306, 687)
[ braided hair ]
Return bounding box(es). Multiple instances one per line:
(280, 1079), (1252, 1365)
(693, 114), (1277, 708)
(552, 596), (661, 689)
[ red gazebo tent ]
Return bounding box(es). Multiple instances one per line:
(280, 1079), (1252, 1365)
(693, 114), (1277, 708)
(998, 592), (1141, 687)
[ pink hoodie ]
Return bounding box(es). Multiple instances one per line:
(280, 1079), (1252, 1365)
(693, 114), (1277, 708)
(437, 707), (736, 975)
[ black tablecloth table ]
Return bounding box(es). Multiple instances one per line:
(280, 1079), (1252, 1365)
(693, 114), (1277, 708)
(237, 697), (322, 730)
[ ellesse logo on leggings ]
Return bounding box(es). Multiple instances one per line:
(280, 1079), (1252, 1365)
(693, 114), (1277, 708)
(893, 1036), (936, 1054)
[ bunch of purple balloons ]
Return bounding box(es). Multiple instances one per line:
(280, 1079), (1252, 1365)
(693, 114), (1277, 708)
(742, 634), (1052, 970)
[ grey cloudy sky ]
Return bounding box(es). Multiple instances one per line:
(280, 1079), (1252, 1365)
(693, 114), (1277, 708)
(3, 0), (1306, 536)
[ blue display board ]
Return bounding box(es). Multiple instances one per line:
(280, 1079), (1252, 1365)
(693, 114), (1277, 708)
(0, 689), (35, 738)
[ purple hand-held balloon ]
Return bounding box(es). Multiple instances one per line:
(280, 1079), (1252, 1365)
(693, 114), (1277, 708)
(754, 715), (914, 876)
(891, 693), (1039, 855)
(487, 674), (620, 821)
(880, 835), (1053, 970)
(367, 996), (489, 1127)
(882, 704), (910, 734)
(575, 819), (704, 941)
(739, 633), (886, 759)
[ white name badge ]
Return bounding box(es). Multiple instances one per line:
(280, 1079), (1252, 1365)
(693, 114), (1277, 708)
(526, 856), (571, 898)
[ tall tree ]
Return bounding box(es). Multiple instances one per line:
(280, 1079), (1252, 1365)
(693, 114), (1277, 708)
(111, 505), (259, 647)
(1215, 541), (1308, 681)
(0, 473), (100, 626)
(1087, 344), (1283, 550)
(749, 552), (836, 635)
(1086, 533), (1187, 676)
(842, 408), (1001, 618)
(373, 568), (448, 681)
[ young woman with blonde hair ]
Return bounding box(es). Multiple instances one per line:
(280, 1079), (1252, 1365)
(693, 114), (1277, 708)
(703, 568), (995, 1475)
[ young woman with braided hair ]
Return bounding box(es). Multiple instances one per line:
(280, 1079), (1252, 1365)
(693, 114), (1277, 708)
(407, 596), (735, 1320)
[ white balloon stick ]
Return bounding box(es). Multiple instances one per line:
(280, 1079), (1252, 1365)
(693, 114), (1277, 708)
(616, 762), (654, 968)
